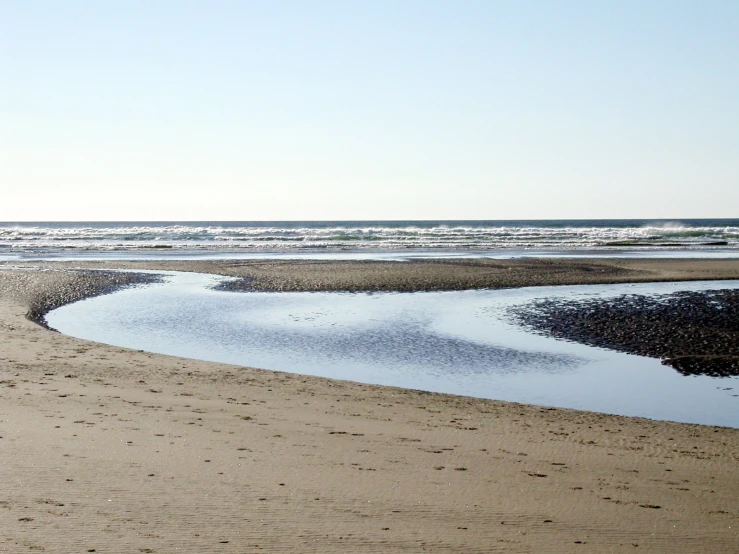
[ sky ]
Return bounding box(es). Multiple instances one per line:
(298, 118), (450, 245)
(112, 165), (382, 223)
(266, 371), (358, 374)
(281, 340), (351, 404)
(1, 1), (737, 221)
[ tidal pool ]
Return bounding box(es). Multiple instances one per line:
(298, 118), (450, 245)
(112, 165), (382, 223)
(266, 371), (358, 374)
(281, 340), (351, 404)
(46, 272), (739, 427)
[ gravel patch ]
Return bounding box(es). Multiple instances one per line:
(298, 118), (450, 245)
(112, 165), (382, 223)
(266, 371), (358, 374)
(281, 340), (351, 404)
(0, 269), (161, 328)
(510, 289), (739, 377)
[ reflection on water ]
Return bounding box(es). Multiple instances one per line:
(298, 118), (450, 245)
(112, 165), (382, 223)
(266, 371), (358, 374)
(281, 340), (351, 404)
(45, 273), (739, 427)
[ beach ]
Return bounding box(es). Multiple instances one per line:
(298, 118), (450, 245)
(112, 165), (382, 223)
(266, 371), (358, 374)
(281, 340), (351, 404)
(1, 258), (738, 553)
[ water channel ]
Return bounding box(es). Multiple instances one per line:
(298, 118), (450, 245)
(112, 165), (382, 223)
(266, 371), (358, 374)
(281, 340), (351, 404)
(46, 272), (739, 427)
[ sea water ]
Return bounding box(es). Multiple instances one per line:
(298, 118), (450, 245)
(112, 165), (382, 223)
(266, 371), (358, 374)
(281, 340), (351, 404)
(45, 273), (739, 428)
(2, 219), (739, 260)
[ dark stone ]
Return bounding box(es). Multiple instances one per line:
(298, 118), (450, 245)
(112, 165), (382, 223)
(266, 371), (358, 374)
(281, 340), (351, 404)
(510, 289), (739, 377)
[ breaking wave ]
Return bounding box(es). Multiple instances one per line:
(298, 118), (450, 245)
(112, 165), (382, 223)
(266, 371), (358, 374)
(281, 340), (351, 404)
(0, 219), (737, 254)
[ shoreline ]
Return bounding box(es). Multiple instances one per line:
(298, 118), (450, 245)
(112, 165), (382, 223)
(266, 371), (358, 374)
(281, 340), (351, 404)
(1, 258), (738, 552)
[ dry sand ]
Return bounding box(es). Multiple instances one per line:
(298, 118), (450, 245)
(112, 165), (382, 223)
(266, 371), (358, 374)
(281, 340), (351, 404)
(1, 259), (738, 553)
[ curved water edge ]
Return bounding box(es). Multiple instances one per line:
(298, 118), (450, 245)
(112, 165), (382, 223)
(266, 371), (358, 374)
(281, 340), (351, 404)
(45, 272), (739, 428)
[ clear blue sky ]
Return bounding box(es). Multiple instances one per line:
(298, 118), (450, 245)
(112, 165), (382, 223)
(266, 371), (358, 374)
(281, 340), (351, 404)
(1, 0), (737, 221)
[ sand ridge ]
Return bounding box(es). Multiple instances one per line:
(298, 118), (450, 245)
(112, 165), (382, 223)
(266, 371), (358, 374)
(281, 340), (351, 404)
(13, 257), (739, 292)
(1, 259), (738, 553)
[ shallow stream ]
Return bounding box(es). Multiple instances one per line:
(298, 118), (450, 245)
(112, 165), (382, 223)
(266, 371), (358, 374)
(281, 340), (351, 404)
(46, 273), (739, 427)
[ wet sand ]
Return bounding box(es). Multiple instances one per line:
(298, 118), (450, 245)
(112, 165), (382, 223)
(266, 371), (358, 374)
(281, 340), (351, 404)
(1, 259), (738, 553)
(17, 256), (739, 292)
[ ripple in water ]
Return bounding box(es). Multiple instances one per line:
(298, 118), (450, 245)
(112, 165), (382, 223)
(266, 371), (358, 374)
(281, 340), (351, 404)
(45, 273), (739, 427)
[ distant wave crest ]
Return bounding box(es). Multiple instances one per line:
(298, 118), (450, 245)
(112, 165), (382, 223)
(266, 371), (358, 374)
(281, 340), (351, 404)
(0, 220), (737, 253)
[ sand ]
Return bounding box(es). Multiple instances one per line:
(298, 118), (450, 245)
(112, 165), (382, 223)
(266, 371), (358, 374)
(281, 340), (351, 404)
(1, 259), (738, 553)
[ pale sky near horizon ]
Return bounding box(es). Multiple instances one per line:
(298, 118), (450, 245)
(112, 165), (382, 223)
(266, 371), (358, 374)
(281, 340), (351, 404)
(1, 1), (737, 221)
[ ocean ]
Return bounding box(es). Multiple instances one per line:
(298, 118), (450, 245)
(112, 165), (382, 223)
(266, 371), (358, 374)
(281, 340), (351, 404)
(1, 219), (739, 260)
